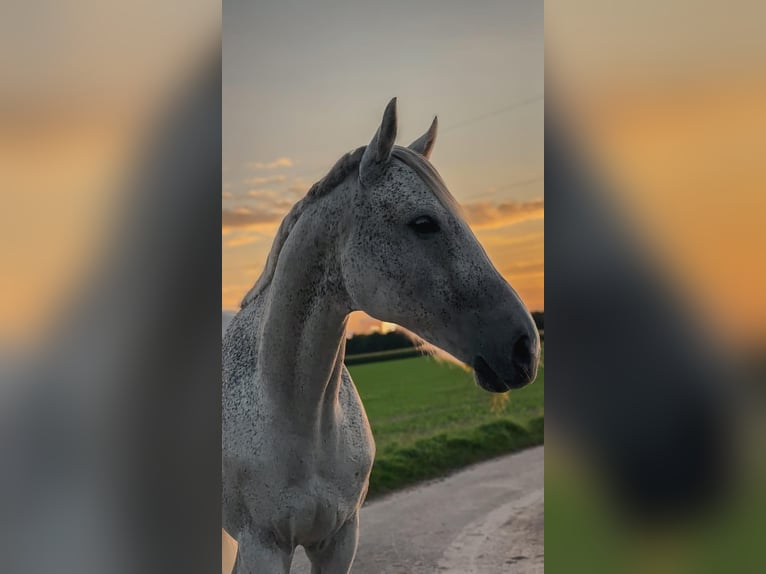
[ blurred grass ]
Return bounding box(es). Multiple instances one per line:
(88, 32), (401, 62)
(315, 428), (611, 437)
(545, 447), (766, 573)
(348, 349), (544, 497)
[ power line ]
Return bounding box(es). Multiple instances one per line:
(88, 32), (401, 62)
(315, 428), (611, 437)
(230, 96), (545, 203)
(441, 95), (544, 133)
(233, 95), (544, 184)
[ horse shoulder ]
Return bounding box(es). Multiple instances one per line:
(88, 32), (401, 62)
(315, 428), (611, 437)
(338, 366), (376, 466)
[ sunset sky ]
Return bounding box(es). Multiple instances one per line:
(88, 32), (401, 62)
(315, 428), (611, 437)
(3, 2), (763, 349)
(222, 0), (544, 333)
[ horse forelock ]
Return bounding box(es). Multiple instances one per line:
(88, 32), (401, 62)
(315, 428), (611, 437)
(240, 145), (460, 308)
(390, 146), (462, 217)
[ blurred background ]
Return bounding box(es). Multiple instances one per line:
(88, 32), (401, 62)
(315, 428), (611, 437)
(0, 0), (218, 348)
(545, 0), (766, 572)
(1, 1), (221, 572)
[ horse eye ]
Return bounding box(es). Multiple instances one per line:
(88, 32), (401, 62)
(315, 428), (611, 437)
(408, 215), (440, 234)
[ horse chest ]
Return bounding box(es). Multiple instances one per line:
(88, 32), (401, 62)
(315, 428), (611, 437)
(242, 429), (371, 545)
(273, 477), (356, 545)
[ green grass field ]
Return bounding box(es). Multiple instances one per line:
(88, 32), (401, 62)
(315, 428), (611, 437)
(348, 350), (544, 497)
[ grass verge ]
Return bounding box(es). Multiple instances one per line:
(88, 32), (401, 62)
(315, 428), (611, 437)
(367, 416), (544, 498)
(346, 350), (544, 498)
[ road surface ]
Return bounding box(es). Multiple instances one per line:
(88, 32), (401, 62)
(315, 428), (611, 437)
(224, 446), (543, 573)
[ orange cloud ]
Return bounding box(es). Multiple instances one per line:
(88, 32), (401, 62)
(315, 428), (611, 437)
(246, 157), (293, 170)
(222, 206), (284, 231)
(245, 189), (295, 205)
(224, 234), (264, 248)
(463, 198), (544, 229)
(501, 260), (544, 277)
(244, 174), (287, 187)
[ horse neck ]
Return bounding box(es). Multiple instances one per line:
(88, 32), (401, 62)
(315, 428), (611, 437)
(256, 197), (352, 428)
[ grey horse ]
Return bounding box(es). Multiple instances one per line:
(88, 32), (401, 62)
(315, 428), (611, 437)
(222, 98), (540, 573)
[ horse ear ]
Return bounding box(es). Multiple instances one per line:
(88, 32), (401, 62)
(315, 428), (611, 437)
(408, 116), (438, 159)
(360, 97), (398, 187)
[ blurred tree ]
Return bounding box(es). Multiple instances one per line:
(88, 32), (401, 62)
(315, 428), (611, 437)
(346, 330), (414, 355)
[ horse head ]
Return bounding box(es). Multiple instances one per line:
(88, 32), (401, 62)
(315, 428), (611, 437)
(341, 98), (540, 391)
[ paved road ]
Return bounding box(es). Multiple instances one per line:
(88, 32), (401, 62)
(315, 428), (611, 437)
(223, 447), (543, 573)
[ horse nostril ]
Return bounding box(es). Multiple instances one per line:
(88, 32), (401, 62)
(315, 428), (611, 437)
(512, 334), (533, 368)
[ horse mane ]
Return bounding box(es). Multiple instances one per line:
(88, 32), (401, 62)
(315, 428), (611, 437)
(240, 145), (461, 308)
